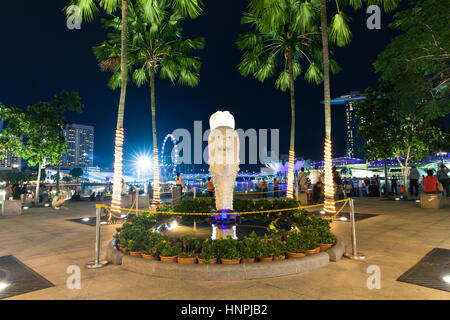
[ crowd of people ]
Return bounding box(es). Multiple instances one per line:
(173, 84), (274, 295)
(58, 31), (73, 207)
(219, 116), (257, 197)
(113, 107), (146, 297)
(294, 164), (449, 204)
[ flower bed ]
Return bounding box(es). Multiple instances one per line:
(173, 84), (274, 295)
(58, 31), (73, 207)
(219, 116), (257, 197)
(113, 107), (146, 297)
(114, 198), (336, 264)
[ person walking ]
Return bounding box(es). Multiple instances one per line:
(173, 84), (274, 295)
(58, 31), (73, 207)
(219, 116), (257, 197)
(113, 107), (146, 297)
(436, 165), (449, 197)
(206, 177), (214, 197)
(391, 176), (398, 195)
(176, 172), (185, 199)
(296, 167), (307, 193)
(409, 166), (420, 197)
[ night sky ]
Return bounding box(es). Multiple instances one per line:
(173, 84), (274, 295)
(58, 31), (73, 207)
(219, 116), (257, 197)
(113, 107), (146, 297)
(1, 1), (406, 171)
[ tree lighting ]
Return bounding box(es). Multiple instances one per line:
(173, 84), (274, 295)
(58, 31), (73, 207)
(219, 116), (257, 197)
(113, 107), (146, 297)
(151, 147), (161, 206)
(286, 150), (295, 199)
(111, 128), (124, 215)
(324, 138), (336, 214)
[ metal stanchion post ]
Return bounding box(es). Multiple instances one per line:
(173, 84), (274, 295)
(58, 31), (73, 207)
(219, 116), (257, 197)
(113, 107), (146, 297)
(193, 187), (196, 200)
(136, 188), (139, 216)
(344, 198), (366, 260)
(86, 207), (109, 269)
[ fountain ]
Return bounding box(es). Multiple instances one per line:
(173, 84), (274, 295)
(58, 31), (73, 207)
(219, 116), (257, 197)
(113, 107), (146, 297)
(207, 111), (240, 239)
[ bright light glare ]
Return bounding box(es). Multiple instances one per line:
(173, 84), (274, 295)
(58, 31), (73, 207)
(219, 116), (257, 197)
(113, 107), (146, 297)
(82, 218), (90, 222)
(101, 221), (107, 225)
(120, 214), (127, 218)
(23, 207), (29, 210)
(170, 220), (178, 229)
(339, 217), (348, 221)
(137, 156), (152, 170)
(416, 200), (420, 203)
(395, 198), (400, 201)
(320, 210), (325, 215)
(443, 275), (450, 284)
(0, 282), (9, 291)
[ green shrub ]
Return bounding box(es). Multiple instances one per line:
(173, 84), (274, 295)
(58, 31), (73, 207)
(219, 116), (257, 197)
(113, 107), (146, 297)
(216, 236), (241, 260)
(198, 239), (218, 263)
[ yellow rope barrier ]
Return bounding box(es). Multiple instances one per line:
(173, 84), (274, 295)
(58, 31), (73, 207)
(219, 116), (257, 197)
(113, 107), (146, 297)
(96, 198), (350, 217)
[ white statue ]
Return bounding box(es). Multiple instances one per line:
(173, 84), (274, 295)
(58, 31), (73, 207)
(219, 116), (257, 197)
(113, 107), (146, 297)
(208, 111), (240, 212)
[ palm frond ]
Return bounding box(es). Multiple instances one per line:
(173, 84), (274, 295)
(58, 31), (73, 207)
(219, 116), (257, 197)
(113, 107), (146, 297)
(329, 11), (352, 47)
(305, 62), (323, 84)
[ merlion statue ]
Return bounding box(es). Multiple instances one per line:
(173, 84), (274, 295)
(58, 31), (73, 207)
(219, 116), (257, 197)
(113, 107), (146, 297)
(208, 111), (240, 238)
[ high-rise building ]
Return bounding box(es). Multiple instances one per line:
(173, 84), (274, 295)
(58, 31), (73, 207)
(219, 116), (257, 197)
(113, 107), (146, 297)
(321, 92), (367, 159)
(61, 123), (94, 168)
(0, 120), (22, 170)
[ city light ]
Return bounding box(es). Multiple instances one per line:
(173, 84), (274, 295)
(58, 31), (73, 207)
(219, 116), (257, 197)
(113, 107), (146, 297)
(324, 138), (336, 214)
(111, 128), (125, 214)
(137, 156), (152, 170)
(286, 149), (295, 199)
(0, 282), (10, 291)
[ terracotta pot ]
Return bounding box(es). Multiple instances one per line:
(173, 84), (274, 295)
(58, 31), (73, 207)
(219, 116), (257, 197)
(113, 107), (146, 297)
(177, 256), (197, 264)
(198, 257), (217, 264)
(129, 251), (142, 257)
(142, 254), (158, 260)
(273, 255), (285, 261)
(314, 247), (321, 254)
(286, 251), (306, 259)
(220, 258), (240, 264)
(320, 243), (333, 252)
(160, 255), (177, 263)
(259, 257), (273, 262)
(241, 258), (255, 263)
(306, 249), (316, 255)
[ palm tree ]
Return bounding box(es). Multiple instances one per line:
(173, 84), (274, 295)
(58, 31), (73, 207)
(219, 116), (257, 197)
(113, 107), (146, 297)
(318, 0), (401, 212)
(238, 0), (339, 199)
(65, 0), (202, 213)
(94, 2), (204, 206)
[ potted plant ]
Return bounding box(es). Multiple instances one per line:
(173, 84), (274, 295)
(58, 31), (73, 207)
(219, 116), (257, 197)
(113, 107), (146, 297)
(177, 235), (200, 264)
(240, 232), (260, 263)
(198, 239), (218, 264)
(259, 235), (274, 262)
(302, 225), (320, 255)
(218, 236), (241, 264)
(142, 232), (165, 260)
(160, 242), (180, 263)
(127, 239), (143, 257)
(272, 238), (287, 261)
(316, 223), (336, 251)
(286, 232), (306, 259)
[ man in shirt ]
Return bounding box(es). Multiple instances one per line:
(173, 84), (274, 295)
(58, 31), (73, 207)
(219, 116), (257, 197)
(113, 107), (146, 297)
(206, 177), (214, 197)
(273, 178), (279, 198)
(309, 165), (321, 191)
(409, 166), (420, 197)
(421, 170), (440, 194)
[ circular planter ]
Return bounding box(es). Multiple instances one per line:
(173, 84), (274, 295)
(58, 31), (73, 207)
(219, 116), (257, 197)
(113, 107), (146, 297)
(129, 251), (142, 258)
(241, 258), (255, 264)
(177, 257), (197, 264)
(160, 256), (177, 263)
(320, 243), (333, 252)
(286, 251), (306, 259)
(273, 255), (285, 261)
(314, 247), (321, 254)
(198, 257), (217, 264)
(259, 257), (273, 262)
(220, 258), (240, 265)
(142, 254), (158, 260)
(306, 249), (316, 255)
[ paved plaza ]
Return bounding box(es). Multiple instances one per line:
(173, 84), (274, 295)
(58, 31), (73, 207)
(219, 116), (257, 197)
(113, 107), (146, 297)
(0, 197), (449, 300)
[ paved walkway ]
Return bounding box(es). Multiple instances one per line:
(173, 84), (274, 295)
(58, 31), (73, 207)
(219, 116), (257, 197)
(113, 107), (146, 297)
(0, 197), (449, 299)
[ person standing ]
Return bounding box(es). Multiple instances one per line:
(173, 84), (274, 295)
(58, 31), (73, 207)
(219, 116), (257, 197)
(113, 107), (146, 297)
(309, 165), (321, 192)
(261, 178), (268, 198)
(391, 176), (398, 195)
(409, 166), (420, 197)
(436, 165), (449, 197)
(273, 178), (279, 198)
(206, 177), (214, 197)
(176, 172), (185, 199)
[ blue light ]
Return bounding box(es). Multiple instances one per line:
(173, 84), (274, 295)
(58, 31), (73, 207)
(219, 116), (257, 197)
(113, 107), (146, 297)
(221, 214), (228, 219)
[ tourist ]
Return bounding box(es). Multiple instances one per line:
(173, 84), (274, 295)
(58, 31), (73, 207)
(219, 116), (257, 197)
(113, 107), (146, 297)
(296, 167), (307, 193)
(391, 176), (398, 195)
(261, 178), (268, 198)
(409, 166), (420, 197)
(436, 164), (449, 197)
(176, 172), (185, 199)
(344, 180), (353, 198)
(332, 166), (344, 200)
(421, 170), (440, 194)
(206, 177), (214, 197)
(309, 165), (321, 192)
(129, 186), (136, 208)
(273, 178), (279, 198)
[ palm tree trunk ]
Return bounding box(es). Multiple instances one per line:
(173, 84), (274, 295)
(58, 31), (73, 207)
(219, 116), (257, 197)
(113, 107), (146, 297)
(111, 0), (128, 214)
(35, 163), (41, 207)
(320, 0), (336, 213)
(150, 68), (160, 206)
(286, 51), (296, 199)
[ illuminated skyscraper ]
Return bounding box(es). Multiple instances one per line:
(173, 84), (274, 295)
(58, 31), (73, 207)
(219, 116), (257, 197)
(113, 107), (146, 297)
(0, 120), (22, 170)
(61, 123), (94, 168)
